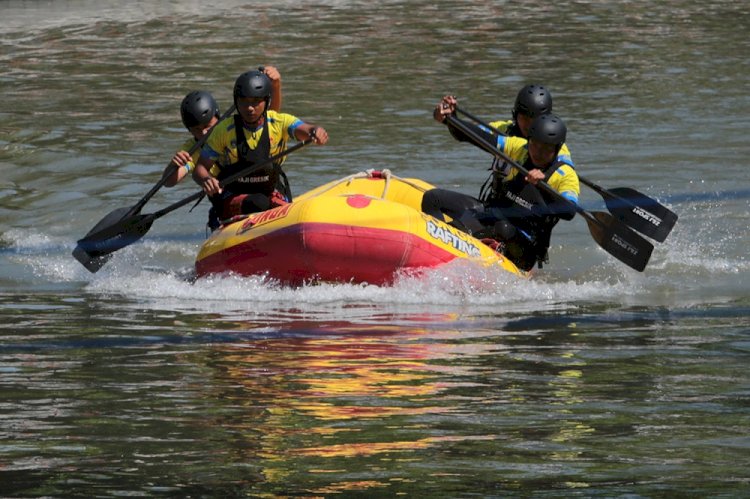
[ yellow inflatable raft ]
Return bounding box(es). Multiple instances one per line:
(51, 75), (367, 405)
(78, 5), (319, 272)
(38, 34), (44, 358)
(195, 170), (526, 284)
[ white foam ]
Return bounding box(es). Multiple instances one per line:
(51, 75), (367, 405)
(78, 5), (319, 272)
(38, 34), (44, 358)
(3, 210), (745, 316)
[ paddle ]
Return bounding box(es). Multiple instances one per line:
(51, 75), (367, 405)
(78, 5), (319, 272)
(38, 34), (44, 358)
(575, 180), (677, 243)
(72, 138), (312, 272)
(77, 103), (238, 261)
(454, 106), (677, 242)
(444, 114), (653, 271)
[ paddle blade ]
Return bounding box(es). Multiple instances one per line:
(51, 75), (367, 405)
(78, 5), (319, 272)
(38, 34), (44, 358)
(72, 211), (154, 273)
(603, 187), (677, 243)
(72, 244), (112, 273)
(585, 211), (654, 272)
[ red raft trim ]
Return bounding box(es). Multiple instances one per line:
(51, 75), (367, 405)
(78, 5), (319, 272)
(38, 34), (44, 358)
(195, 222), (459, 285)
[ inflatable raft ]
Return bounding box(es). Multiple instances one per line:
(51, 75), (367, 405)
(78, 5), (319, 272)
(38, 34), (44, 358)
(194, 170), (526, 285)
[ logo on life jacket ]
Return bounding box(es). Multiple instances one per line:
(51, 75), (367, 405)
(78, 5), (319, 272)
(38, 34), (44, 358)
(505, 191), (534, 210)
(426, 220), (481, 257)
(236, 175), (271, 183)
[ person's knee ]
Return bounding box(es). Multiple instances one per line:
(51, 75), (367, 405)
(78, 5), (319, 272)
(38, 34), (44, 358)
(241, 194), (271, 214)
(492, 220), (517, 240)
(421, 190), (445, 221)
(456, 209), (486, 234)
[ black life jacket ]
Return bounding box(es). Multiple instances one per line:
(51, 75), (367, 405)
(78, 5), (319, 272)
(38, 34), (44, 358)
(487, 159), (566, 264)
(216, 114), (291, 198)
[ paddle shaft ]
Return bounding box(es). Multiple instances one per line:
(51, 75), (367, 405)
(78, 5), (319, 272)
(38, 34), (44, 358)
(577, 175), (619, 202)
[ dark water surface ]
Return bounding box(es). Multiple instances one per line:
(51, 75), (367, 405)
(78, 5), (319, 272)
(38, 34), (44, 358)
(1, 0), (748, 496)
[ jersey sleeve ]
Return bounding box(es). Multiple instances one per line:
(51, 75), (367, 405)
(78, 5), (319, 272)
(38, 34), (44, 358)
(267, 110), (303, 141)
(556, 143), (574, 167)
(285, 115), (303, 140)
(201, 117), (232, 163)
(549, 164), (580, 204)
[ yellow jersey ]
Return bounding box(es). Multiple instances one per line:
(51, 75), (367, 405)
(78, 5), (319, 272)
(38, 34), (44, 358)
(201, 110), (303, 176)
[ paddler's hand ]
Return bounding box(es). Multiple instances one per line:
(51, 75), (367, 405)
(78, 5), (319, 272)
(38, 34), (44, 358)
(264, 66), (281, 85)
(164, 150), (193, 186)
(434, 95), (457, 123)
(525, 169), (545, 185)
(170, 150), (192, 169)
(199, 176), (222, 196)
(309, 126), (328, 145)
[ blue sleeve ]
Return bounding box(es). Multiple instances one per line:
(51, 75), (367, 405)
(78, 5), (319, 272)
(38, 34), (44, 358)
(561, 191), (578, 204)
(288, 119), (304, 139)
(557, 152), (574, 167)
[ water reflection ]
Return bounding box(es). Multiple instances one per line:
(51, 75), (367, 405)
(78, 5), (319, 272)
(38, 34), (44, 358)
(187, 317), (621, 493)
(187, 321), (480, 491)
(1, 296), (748, 495)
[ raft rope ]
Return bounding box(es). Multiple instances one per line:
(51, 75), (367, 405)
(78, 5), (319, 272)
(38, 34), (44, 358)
(368, 168), (392, 198)
(308, 168), (429, 200)
(369, 169), (433, 197)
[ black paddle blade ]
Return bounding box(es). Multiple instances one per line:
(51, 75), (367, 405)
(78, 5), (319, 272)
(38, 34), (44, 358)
(72, 210), (154, 273)
(72, 244), (112, 273)
(72, 207), (131, 272)
(585, 211), (654, 272)
(603, 187), (678, 243)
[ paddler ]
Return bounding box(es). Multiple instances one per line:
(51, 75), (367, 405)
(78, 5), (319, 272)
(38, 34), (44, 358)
(192, 69), (328, 230)
(423, 95), (580, 271)
(162, 66), (283, 187)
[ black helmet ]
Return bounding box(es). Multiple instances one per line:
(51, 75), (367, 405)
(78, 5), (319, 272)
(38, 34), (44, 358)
(527, 113), (567, 146)
(180, 90), (220, 129)
(513, 84), (553, 119)
(233, 69), (272, 105)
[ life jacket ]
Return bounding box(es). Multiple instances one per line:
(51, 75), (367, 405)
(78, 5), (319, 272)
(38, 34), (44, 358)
(485, 159), (566, 267)
(215, 114), (291, 199)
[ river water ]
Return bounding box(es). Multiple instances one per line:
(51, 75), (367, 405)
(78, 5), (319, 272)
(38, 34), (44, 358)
(1, 1), (748, 496)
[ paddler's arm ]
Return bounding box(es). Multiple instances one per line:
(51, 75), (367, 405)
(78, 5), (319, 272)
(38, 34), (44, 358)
(294, 123), (329, 145)
(163, 150), (193, 187)
(192, 155), (222, 196)
(264, 65), (283, 112)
